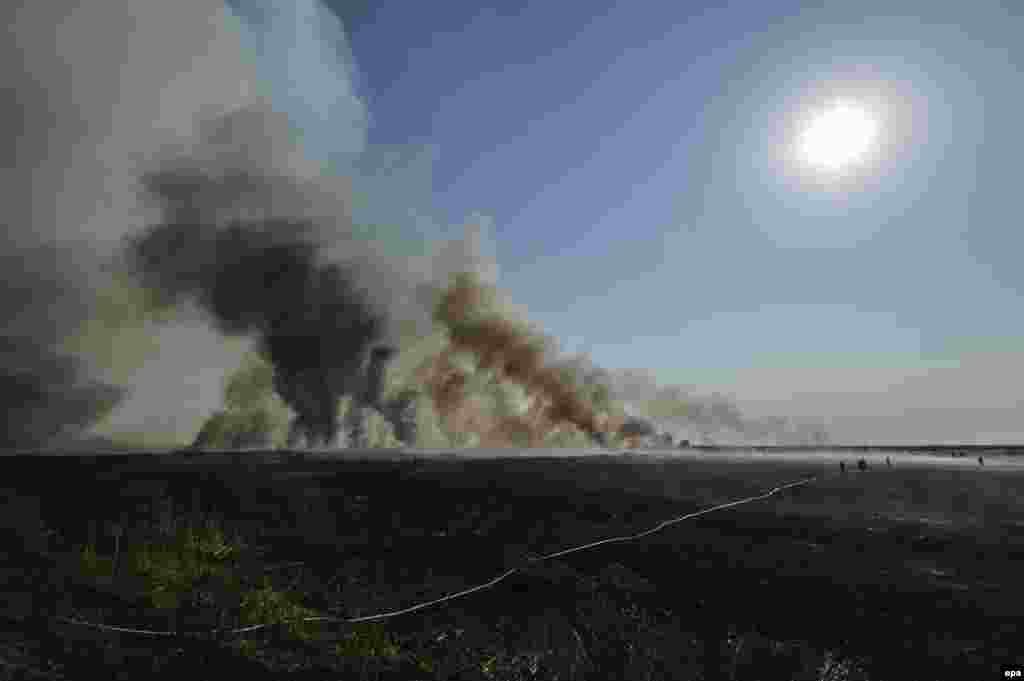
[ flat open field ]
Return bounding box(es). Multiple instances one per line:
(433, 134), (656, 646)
(1, 448), (1021, 679)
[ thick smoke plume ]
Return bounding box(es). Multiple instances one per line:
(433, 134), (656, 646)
(0, 241), (126, 449)
(124, 109), (396, 448)
(0, 335), (125, 450)
(2, 0), (281, 449)
(4, 0), (832, 452)
(430, 272), (609, 446)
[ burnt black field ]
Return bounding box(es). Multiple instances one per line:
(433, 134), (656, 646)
(1, 448), (1021, 680)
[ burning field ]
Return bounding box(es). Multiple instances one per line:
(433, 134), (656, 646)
(97, 122), (820, 455)
(1, 4), (827, 456)
(3, 3), (1022, 680)
(20, 112), (830, 456)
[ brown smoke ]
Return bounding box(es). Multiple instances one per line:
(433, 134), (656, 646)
(413, 349), (496, 445)
(409, 343), (562, 447)
(418, 351), (470, 421)
(431, 272), (607, 444)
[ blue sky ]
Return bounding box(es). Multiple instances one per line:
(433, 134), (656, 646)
(226, 0), (1024, 443)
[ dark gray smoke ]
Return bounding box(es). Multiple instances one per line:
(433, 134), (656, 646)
(363, 347), (397, 410)
(0, 335), (126, 450)
(0, 186), (127, 450)
(124, 113), (392, 447)
(619, 417), (657, 440)
(1, 1), (278, 449)
(0, 5), (130, 449)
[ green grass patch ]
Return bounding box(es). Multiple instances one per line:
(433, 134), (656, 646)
(71, 514), (319, 641)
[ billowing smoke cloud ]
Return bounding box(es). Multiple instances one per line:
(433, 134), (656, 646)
(3, 0), (831, 452)
(0, 321), (125, 450)
(123, 107), (402, 447)
(1, 1), (261, 449)
(0, 0), (417, 450)
(430, 272), (610, 445)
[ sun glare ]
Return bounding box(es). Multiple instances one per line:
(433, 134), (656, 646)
(797, 101), (879, 173)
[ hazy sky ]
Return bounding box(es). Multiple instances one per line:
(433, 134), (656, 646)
(223, 0), (1022, 443)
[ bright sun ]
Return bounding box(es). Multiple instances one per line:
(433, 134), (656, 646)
(797, 101), (879, 173)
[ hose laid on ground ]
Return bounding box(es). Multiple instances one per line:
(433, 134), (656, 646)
(53, 471), (821, 635)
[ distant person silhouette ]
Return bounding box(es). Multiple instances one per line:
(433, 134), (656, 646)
(886, 456), (892, 467)
(857, 458), (868, 472)
(839, 461), (846, 474)
(978, 456), (984, 466)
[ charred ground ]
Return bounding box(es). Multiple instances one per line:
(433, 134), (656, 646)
(0, 450), (1020, 680)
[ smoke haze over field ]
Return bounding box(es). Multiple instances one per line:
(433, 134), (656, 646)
(604, 368), (829, 445)
(3, 0), (841, 450)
